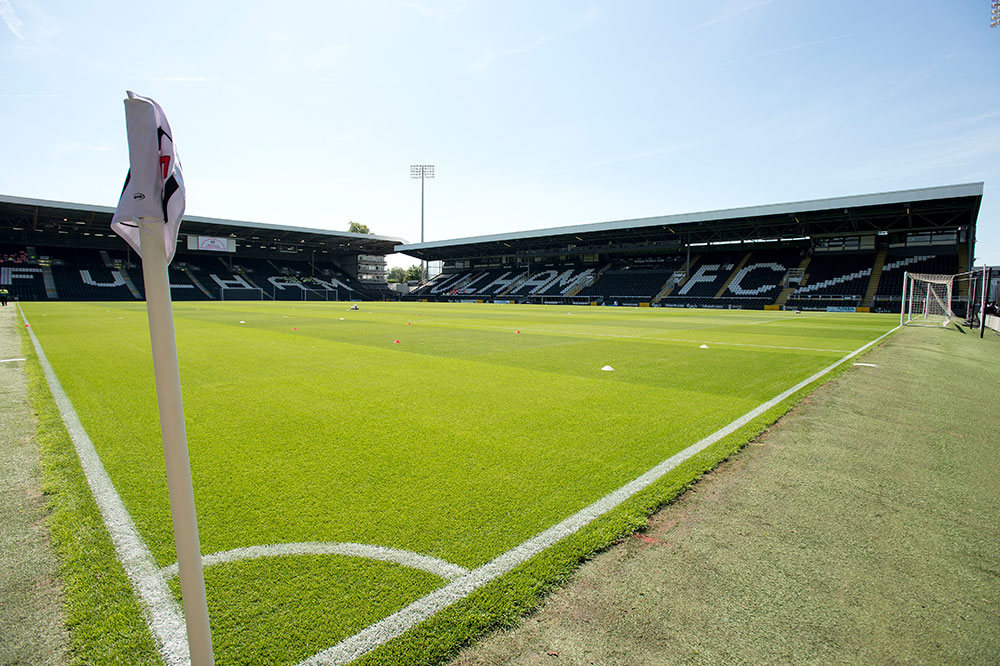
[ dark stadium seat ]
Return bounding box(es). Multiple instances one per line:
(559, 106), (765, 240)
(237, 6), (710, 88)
(785, 252), (874, 309)
(871, 251), (959, 313)
(1, 247), (48, 301)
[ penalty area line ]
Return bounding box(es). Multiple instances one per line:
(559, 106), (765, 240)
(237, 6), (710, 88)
(299, 324), (901, 666)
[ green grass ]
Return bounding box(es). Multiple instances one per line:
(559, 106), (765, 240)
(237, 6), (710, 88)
(20, 302), (898, 665)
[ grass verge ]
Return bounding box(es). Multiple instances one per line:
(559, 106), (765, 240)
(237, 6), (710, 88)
(17, 311), (161, 665)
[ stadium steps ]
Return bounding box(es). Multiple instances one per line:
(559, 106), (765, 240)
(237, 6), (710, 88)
(652, 273), (681, 303)
(773, 255), (811, 308)
(955, 243), (970, 302)
(567, 263), (612, 298)
(41, 265), (59, 299)
(658, 255), (700, 299)
(445, 271), (486, 295)
(714, 252), (751, 299)
(497, 271), (532, 297)
(183, 268), (216, 299)
(860, 247), (888, 308)
(118, 267), (144, 299)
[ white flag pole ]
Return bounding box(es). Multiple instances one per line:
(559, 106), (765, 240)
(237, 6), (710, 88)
(124, 97), (215, 666)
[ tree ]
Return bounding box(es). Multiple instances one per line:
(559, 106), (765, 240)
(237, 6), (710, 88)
(348, 221), (371, 234)
(404, 264), (424, 282)
(387, 267), (406, 283)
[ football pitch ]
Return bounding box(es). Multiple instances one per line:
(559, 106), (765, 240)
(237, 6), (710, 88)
(19, 302), (898, 665)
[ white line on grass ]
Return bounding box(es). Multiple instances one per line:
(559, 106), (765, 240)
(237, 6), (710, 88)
(298, 324), (901, 666)
(1, 357), (26, 362)
(18, 306), (192, 666)
(161, 542), (469, 582)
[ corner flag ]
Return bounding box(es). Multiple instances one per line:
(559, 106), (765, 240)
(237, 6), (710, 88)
(111, 91), (186, 263)
(113, 92), (214, 666)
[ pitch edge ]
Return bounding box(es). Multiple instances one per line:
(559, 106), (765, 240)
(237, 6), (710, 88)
(18, 306), (192, 666)
(298, 324), (902, 666)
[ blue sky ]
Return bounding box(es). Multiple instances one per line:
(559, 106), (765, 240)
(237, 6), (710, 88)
(1, 0), (998, 267)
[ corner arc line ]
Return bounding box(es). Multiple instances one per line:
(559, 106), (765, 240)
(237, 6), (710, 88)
(160, 542), (470, 582)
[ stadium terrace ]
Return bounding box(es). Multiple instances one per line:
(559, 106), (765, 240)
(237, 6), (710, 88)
(0, 182), (983, 315)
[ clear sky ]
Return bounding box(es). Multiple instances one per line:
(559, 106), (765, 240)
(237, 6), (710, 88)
(1, 0), (998, 268)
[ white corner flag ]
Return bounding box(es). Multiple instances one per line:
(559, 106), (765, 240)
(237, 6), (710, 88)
(112, 91), (214, 666)
(112, 90), (186, 263)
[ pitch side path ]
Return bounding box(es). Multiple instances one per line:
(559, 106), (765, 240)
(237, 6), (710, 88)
(0, 305), (67, 665)
(452, 325), (1000, 665)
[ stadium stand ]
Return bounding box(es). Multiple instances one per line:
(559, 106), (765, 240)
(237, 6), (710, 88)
(659, 252), (744, 307)
(411, 269), (522, 300)
(713, 248), (803, 308)
(578, 260), (679, 304)
(871, 251), (958, 313)
(48, 247), (139, 301)
(0, 244), (375, 302)
(1, 246), (48, 301)
(786, 252), (874, 310)
(508, 267), (597, 299)
(5, 240), (966, 312)
(416, 264), (624, 303)
(405, 243), (965, 311)
(0, 183), (981, 310)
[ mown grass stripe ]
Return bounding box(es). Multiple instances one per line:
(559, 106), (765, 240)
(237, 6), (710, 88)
(300, 324), (900, 666)
(18, 306), (190, 666)
(417, 320), (853, 353)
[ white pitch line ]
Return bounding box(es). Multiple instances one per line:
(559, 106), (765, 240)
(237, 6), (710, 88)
(18, 306), (191, 666)
(161, 542), (469, 582)
(298, 324), (901, 666)
(1, 357), (26, 362)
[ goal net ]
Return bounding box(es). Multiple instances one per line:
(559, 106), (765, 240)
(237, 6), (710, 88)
(219, 286), (264, 301)
(901, 272), (954, 327)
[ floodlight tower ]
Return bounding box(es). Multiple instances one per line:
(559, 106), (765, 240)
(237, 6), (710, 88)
(410, 164), (434, 280)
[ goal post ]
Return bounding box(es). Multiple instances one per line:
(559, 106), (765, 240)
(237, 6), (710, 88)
(901, 272), (955, 327)
(219, 286), (264, 301)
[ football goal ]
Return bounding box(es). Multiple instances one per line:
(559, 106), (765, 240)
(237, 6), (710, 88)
(219, 286), (264, 301)
(901, 272), (954, 327)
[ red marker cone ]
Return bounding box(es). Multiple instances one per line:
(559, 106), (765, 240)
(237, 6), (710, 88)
(393, 339), (401, 344)
(292, 327), (298, 330)
(515, 330), (520, 334)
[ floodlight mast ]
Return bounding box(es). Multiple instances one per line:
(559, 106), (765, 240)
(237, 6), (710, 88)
(410, 164), (434, 280)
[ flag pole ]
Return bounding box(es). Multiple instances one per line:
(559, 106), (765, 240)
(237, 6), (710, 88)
(137, 219), (214, 666)
(123, 96), (214, 666)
